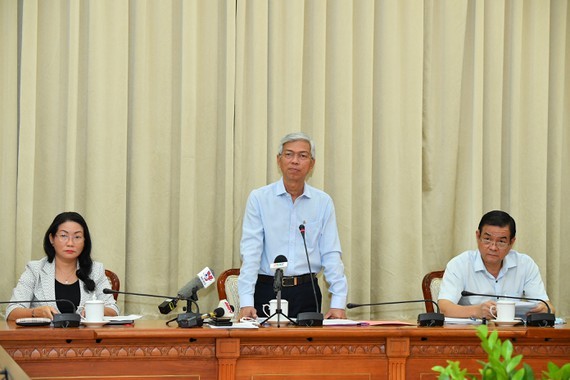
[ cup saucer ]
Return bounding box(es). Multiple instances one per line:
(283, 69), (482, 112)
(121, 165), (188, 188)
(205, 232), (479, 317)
(81, 320), (110, 327)
(492, 319), (522, 326)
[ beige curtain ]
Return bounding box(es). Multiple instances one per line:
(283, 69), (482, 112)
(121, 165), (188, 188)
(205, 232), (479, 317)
(1, 0), (568, 321)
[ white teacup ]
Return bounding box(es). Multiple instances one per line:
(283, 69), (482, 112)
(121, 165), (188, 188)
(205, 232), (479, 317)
(79, 300), (105, 322)
(490, 300), (516, 321)
(262, 299), (289, 324)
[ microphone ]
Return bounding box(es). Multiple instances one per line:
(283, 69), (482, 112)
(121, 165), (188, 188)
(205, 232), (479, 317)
(177, 267), (216, 301)
(297, 224), (324, 327)
(217, 299), (235, 318)
(461, 290), (555, 327)
(271, 255), (288, 293)
(205, 305), (234, 326)
(101, 288), (206, 328)
(158, 299), (179, 314)
(175, 307), (228, 329)
(201, 307), (225, 319)
(1, 299), (81, 328)
(346, 300), (445, 327)
(259, 255), (295, 326)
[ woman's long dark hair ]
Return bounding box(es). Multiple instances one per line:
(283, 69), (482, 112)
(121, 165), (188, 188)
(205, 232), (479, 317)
(43, 211), (96, 291)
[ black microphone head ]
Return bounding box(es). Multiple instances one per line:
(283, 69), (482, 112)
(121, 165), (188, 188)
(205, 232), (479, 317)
(274, 255), (288, 263)
(461, 290), (474, 297)
(346, 303), (358, 309)
(299, 224), (305, 233)
(213, 307), (225, 318)
(158, 299), (178, 314)
(103, 288), (114, 294)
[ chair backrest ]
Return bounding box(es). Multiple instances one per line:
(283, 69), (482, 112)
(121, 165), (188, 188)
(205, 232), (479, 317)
(421, 270), (445, 313)
(105, 269), (121, 301)
(216, 268), (240, 312)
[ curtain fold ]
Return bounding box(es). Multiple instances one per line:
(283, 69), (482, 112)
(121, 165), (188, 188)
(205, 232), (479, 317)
(1, 0), (568, 320)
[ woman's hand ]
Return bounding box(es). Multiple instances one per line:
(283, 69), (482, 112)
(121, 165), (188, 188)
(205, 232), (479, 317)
(31, 305), (59, 319)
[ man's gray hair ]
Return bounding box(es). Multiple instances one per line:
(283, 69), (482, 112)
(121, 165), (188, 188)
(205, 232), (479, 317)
(278, 132), (315, 158)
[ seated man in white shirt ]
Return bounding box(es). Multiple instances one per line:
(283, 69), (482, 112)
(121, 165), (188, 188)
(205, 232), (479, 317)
(438, 210), (554, 320)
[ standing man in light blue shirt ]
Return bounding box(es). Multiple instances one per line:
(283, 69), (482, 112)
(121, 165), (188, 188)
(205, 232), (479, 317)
(438, 210), (554, 320)
(237, 132), (348, 320)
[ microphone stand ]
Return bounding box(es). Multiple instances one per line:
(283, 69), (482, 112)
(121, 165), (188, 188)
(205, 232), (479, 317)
(103, 289), (203, 328)
(297, 225), (324, 326)
(347, 299), (445, 327)
(2, 299), (81, 328)
(461, 290), (555, 327)
(260, 268), (296, 327)
(175, 290), (204, 328)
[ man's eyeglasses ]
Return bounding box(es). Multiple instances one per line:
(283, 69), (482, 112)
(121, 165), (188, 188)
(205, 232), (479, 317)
(55, 233), (85, 243)
(479, 237), (510, 249)
(281, 151), (312, 161)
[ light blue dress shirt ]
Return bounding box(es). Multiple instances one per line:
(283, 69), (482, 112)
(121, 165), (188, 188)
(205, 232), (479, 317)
(438, 249), (550, 311)
(238, 178), (348, 309)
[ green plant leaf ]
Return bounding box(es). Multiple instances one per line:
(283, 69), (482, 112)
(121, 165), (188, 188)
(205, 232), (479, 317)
(522, 363), (535, 380)
(476, 324), (489, 340)
(435, 323), (569, 380)
(511, 367), (525, 380)
(432, 360), (470, 379)
(506, 354), (523, 373)
(488, 330), (499, 350)
(543, 362), (570, 380)
(502, 339), (514, 361)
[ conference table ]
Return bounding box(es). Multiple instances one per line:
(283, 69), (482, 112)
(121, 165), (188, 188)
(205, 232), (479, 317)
(1, 319), (569, 379)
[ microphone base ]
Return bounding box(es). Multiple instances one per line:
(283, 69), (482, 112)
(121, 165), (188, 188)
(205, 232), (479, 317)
(209, 317), (233, 327)
(526, 313), (555, 327)
(176, 312), (204, 328)
(52, 313), (81, 328)
(417, 312), (445, 327)
(296, 312), (324, 327)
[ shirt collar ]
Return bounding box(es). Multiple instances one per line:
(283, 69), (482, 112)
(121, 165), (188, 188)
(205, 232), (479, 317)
(474, 249), (517, 275)
(275, 177), (312, 199)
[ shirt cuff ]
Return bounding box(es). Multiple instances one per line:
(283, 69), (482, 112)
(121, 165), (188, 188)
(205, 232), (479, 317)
(330, 295), (347, 310)
(239, 294), (254, 309)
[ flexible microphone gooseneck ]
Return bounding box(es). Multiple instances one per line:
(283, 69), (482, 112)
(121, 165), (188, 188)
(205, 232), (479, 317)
(461, 290), (555, 327)
(2, 299), (81, 328)
(103, 288), (176, 300)
(346, 300), (445, 327)
(297, 224), (324, 327)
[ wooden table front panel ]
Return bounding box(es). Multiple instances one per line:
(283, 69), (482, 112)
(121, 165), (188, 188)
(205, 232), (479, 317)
(405, 326), (570, 379)
(0, 321), (226, 380)
(231, 326), (389, 380)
